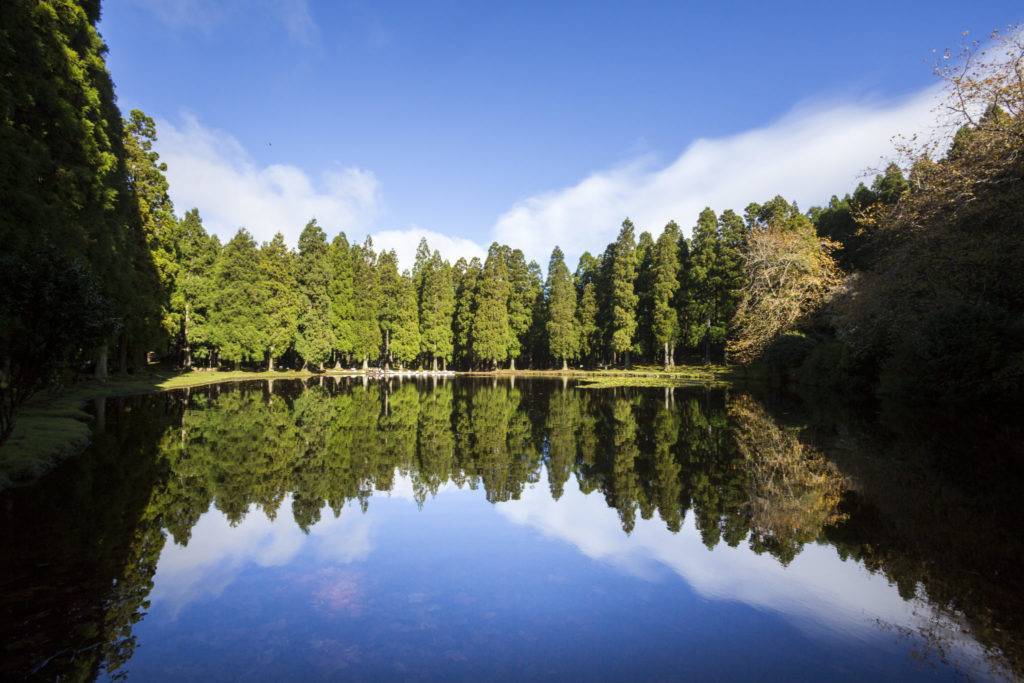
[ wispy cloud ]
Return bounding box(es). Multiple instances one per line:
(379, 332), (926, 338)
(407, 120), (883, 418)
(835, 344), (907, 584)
(129, 0), (319, 45)
(156, 113), (381, 246)
(492, 86), (945, 268)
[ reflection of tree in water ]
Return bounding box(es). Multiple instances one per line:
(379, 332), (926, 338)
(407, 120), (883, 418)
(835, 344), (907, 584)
(728, 395), (847, 565)
(2, 378), (1021, 679)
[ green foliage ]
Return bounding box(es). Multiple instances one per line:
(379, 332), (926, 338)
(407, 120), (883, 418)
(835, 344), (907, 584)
(259, 234), (301, 368)
(651, 222), (682, 364)
(685, 208), (721, 359)
(609, 219), (639, 358)
(545, 247), (578, 366)
(575, 281), (599, 366)
(349, 238), (382, 365)
(295, 220), (334, 367)
(209, 230), (266, 365)
(327, 233), (356, 360)
(452, 257), (481, 367)
(418, 249), (456, 366)
(472, 244), (513, 366)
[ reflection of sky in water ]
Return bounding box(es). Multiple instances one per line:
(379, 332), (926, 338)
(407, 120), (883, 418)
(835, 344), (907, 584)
(130, 470), (991, 682)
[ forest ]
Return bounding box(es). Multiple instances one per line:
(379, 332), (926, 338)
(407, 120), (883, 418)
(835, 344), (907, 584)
(2, 0), (1022, 441)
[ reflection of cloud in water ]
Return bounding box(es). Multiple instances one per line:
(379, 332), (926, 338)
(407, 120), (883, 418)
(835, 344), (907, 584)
(150, 495), (373, 615)
(495, 473), (979, 656)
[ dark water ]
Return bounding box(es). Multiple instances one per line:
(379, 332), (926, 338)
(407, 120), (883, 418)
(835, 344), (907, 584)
(1, 378), (1022, 681)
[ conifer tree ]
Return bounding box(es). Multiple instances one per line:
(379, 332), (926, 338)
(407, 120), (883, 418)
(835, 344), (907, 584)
(259, 233), (301, 370)
(610, 219), (640, 366)
(651, 222), (682, 367)
(390, 272), (422, 368)
(545, 247), (578, 370)
(505, 248), (539, 370)
(295, 219), (334, 369)
(209, 230), (265, 366)
(452, 257), (481, 368)
(716, 210), (748, 361)
(350, 238), (382, 369)
(170, 209), (219, 368)
(686, 208), (721, 362)
(635, 231), (656, 361)
(328, 233), (356, 366)
(419, 251), (456, 370)
(576, 281), (599, 367)
(377, 250), (405, 370)
(472, 244), (513, 368)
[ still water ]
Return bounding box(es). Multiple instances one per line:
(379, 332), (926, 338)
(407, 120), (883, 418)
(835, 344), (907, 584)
(1, 378), (1021, 681)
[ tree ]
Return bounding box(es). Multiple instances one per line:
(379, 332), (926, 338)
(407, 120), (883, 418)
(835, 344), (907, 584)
(452, 257), (481, 368)
(545, 247), (578, 370)
(123, 109), (177, 357)
(634, 231), (656, 361)
(259, 233), (300, 371)
(377, 250), (418, 370)
(716, 210), (748, 361)
(295, 219), (334, 369)
(609, 219), (639, 365)
(728, 200), (840, 363)
(505, 248), (539, 370)
(350, 238), (382, 369)
(472, 244), (513, 368)
(418, 250), (456, 370)
(686, 208), (721, 363)
(651, 222), (682, 367)
(328, 233), (356, 366)
(209, 230), (265, 366)
(170, 209), (219, 368)
(390, 272), (421, 368)
(576, 281), (599, 367)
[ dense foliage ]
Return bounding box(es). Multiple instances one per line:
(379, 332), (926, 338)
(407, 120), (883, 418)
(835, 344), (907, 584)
(2, 4), (1021, 438)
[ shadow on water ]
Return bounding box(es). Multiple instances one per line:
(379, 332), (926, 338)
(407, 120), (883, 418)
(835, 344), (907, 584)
(1, 377), (1021, 680)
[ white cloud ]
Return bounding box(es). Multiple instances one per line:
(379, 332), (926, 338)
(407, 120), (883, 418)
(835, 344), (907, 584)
(156, 113), (382, 247)
(369, 226), (487, 272)
(492, 86), (945, 268)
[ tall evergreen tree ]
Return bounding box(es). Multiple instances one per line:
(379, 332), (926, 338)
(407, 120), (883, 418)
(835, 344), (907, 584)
(328, 233), (356, 366)
(349, 238), (381, 369)
(716, 210), (748, 361)
(505, 248), (539, 370)
(576, 281), (599, 367)
(419, 251), (456, 370)
(170, 209), (219, 368)
(545, 247), (578, 370)
(377, 250), (406, 370)
(635, 231), (656, 361)
(295, 219), (334, 369)
(390, 272), (421, 368)
(686, 208), (721, 362)
(609, 219), (640, 366)
(452, 257), (481, 368)
(209, 230), (265, 366)
(472, 244), (513, 368)
(652, 221), (682, 367)
(259, 233), (300, 370)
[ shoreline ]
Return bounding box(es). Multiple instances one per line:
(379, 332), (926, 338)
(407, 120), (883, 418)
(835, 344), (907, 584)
(0, 364), (746, 491)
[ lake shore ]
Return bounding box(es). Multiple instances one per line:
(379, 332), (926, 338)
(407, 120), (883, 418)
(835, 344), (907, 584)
(0, 364), (750, 491)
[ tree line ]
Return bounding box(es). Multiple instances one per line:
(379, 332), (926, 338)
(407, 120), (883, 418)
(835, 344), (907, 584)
(2, 2), (1022, 439)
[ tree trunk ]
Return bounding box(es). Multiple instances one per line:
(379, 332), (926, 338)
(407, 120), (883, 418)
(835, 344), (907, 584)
(625, 350), (631, 368)
(441, 357), (446, 372)
(362, 356), (369, 372)
(267, 353), (274, 372)
(704, 316), (712, 364)
(664, 341), (670, 369)
(383, 330), (390, 373)
(561, 357), (568, 371)
(432, 356), (438, 372)
(95, 342), (109, 381)
(509, 356), (516, 372)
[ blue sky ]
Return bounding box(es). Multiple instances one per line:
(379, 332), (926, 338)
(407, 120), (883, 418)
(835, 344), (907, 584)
(101, 1), (1021, 267)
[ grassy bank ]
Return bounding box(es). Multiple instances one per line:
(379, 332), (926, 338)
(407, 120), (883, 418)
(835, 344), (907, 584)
(462, 364), (760, 388)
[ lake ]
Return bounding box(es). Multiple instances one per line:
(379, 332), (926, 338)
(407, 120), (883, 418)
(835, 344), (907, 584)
(1, 378), (1021, 681)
